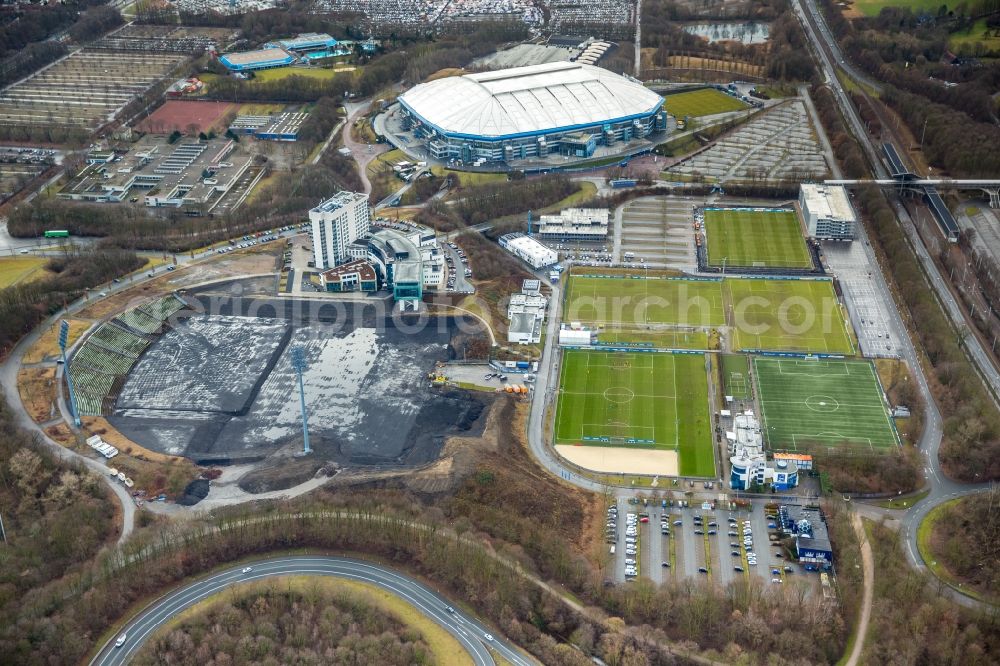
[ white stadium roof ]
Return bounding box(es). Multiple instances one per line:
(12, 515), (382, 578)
(399, 61), (663, 140)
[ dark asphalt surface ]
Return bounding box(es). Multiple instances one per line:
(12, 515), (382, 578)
(90, 555), (535, 666)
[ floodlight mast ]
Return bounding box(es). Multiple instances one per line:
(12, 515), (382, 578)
(59, 320), (81, 427)
(290, 346), (311, 455)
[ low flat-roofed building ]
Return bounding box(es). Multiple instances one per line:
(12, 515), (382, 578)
(58, 136), (252, 212)
(773, 452), (813, 471)
(780, 505), (833, 570)
(537, 207), (609, 241)
(558, 324), (594, 346)
(499, 233), (558, 269)
(219, 47), (295, 72)
(320, 259), (379, 293)
(229, 112), (308, 141)
(506, 279), (548, 344)
(509, 311), (543, 344)
(272, 33), (338, 52)
(800, 183), (856, 240)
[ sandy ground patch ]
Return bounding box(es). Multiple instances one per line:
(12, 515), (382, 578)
(555, 444), (679, 476)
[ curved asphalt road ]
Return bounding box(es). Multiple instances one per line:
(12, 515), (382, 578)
(90, 556), (534, 666)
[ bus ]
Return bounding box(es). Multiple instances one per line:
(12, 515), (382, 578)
(43, 230), (70, 238)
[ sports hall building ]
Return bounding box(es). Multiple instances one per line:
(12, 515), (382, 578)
(396, 62), (669, 165)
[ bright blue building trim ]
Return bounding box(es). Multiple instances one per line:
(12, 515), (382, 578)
(399, 98), (663, 143)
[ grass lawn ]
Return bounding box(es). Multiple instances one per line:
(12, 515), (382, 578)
(726, 278), (854, 353)
(555, 349), (715, 476)
(430, 166), (508, 187)
(949, 19), (1000, 52)
(252, 66), (344, 82)
(541, 181), (598, 212)
(704, 208), (812, 269)
(237, 103), (285, 115)
(753, 357), (899, 453)
(596, 328), (709, 349)
(720, 353), (751, 399)
(564, 275), (725, 330)
(849, 0), (957, 16)
(0, 256), (49, 288)
(662, 88), (747, 118)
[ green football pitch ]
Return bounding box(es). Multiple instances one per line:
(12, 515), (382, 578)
(725, 278), (854, 354)
(555, 350), (715, 477)
(704, 208), (812, 269)
(754, 357), (899, 453)
(564, 276), (725, 330)
(662, 88), (748, 118)
(720, 354), (751, 399)
(564, 274), (856, 354)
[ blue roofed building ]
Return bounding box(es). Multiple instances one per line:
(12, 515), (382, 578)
(219, 47), (294, 72)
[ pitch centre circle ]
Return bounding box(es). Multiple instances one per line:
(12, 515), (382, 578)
(604, 387), (635, 404)
(805, 395), (840, 412)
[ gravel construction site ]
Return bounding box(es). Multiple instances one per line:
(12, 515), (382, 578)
(110, 295), (488, 470)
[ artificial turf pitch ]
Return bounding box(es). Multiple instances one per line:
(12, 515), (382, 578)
(704, 208), (812, 269)
(753, 357), (899, 453)
(554, 350), (715, 477)
(662, 88), (748, 118)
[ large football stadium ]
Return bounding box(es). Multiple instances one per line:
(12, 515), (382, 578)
(395, 61), (670, 165)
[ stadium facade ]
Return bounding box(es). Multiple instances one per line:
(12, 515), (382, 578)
(397, 62), (668, 165)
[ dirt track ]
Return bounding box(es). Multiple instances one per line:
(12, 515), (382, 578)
(555, 445), (679, 476)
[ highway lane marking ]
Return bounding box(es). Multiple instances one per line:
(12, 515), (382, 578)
(96, 559), (506, 666)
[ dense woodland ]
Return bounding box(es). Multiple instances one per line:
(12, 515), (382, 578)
(134, 582), (434, 665)
(929, 487), (1000, 600)
(855, 183), (1000, 481)
(641, 0), (815, 81)
(0, 398), (115, 616)
(0, 398), (861, 665)
(820, 0), (1000, 177)
(0, 249), (145, 355)
(863, 518), (1000, 664)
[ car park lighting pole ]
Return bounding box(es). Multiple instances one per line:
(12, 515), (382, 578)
(58, 320), (81, 427)
(290, 346), (311, 455)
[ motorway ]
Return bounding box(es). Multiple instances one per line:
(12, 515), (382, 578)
(89, 556), (533, 666)
(790, 0), (994, 608)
